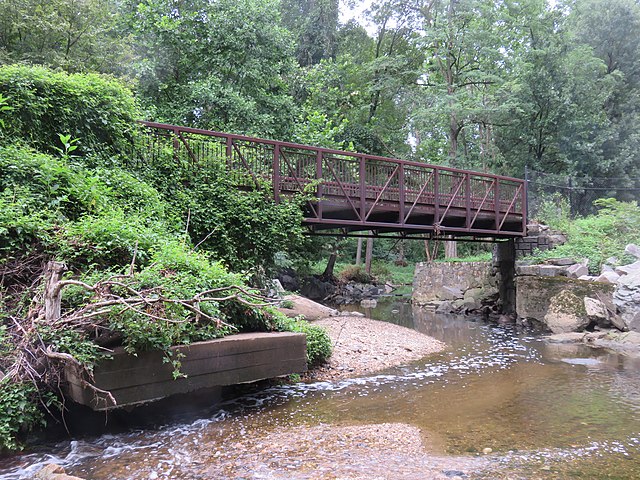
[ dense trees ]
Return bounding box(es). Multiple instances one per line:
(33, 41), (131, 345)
(0, 0), (638, 240)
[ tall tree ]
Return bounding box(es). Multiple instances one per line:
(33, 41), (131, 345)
(0, 0), (130, 74)
(129, 0), (298, 138)
(281, 0), (340, 66)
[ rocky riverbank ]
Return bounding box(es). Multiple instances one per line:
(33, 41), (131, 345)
(309, 315), (446, 381)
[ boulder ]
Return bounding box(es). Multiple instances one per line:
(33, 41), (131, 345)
(435, 300), (455, 314)
(538, 265), (567, 276)
(543, 290), (590, 333)
(595, 271), (620, 284)
(566, 263), (589, 279)
(615, 261), (640, 276)
(584, 297), (609, 327)
(515, 264), (540, 276)
(548, 233), (568, 248)
(613, 270), (640, 332)
(545, 332), (586, 344)
(516, 276), (614, 322)
(625, 244), (640, 259)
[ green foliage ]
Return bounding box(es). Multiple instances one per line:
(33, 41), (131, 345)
(138, 148), (307, 273)
(0, 65), (138, 155)
(533, 193), (572, 232)
(0, 93), (12, 130)
(278, 316), (332, 366)
(530, 199), (640, 273)
(0, 0), (131, 74)
(131, 0), (297, 138)
(0, 381), (57, 453)
(0, 145), (170, 267)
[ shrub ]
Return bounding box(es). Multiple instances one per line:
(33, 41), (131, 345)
(529, 198), (640, 273)
(338, 264), (374, 283)
(0, 64), (138, 155)
(278, 316), (332, 366)
(0, 381), (45, 452)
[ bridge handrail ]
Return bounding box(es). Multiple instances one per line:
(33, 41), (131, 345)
(139, 121), (525, 185)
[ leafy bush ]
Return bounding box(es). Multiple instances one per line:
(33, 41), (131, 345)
(0, 64), (138, 155)
(530, 199), (640, 273)
(138, 147), (307, 273)
(278, 315), (332, 366)
(338, 264), (374, 283)
(0, 381), (45, 452)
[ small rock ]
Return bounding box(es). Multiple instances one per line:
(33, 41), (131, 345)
(545, 257), (576, 266)
(546, 332), (585, 343)
(595, 271), (620, 284)
(35, 464), (85, 480)
(482, 447), (493, 454)
(578, 275), (595, 281)
(566, 263), (589, 279)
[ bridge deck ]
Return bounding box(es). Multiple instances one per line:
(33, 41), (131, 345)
(138, 122), (526, 239)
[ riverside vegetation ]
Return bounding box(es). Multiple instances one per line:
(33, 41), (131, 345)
(0, 66), (331, 453)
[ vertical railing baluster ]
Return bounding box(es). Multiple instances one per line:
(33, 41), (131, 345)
(225, 136), (232, 169)
(316, 150), (323, 220)
(434, 168), (440, 226)
(273, 144), (280, 204)
(465, 173), (471, 229)
(359, 156), (366, 223)
(399, 163), (405, 225)
(494, 180), (501, 233)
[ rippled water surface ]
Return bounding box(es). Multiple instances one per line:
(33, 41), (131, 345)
(2, 300), (640, 479)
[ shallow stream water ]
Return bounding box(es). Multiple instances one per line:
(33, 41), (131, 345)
(2, 300), (640, 479)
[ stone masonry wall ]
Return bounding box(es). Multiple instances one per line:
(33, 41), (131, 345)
(412, 261), (494, 305)
(514, 224), (567, 258)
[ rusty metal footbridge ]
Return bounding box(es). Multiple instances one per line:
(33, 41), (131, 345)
(138, 122), (526, 239)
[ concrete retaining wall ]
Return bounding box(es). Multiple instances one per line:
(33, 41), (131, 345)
(65, 332), (307, 410)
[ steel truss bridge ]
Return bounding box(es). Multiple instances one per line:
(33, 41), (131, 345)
(138, 122), (526, 240)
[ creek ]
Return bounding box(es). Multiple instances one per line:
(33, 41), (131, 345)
(2, 299), (640, 479)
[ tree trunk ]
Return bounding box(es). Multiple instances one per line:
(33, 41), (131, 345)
(355, 238), (363, 265)
(365, 235), (374, 274)
(322, 251), (338, 280)
(444, 236), (457, 259)
(44, 261), (67, 323)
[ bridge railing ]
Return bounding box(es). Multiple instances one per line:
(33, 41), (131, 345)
(136, 122), (526, 237)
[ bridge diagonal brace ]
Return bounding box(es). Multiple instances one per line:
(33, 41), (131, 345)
(437, 176), (465, 225)
(231, 142), (260, 188)
(364, 165), (399, 221)
(324, 159), (362, 221)
(498, 184), (523, 231)
(280, 150), (318, 217)
(469, 179), (496, 228)
(403, 171), (435, 223)
(176, 132), (199, 166)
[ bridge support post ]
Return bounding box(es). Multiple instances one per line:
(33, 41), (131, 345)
(493, 239), (516, 314)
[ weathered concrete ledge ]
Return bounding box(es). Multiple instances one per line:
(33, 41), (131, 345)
(65, 332), (307, 410)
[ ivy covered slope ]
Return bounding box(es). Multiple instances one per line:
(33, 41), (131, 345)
(530, 196), (640, 273)
(0, 65), (331, 453)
